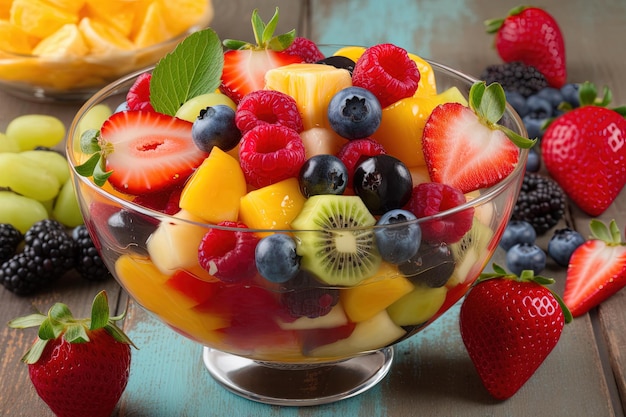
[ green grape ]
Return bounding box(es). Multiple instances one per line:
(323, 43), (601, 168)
(175, 93), (237, 122)
(0, 191), (49, 233)
(20, 149), (70, 185)
(73, 104), (112, 154)
(0, 132), (20, 152)
(0, 153), (60, 201)
(53, 179), (84, 228)
(6, 114), (66, 151)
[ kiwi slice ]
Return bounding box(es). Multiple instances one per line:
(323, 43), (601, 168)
(291, 195), (381, 286)
(448, 217), (494, 287)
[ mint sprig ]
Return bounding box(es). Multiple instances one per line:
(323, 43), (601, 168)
(150, 28), (224, 116)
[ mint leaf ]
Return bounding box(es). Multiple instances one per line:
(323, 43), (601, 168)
(150, 28), (224, 116)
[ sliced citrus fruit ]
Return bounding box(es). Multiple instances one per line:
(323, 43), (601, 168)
(43, 0), (86, 13)
(83, 0), (148, 38)
(0, 20), (37, 54)
(157, 0), (213, 35)
(9, 0), (77, 38)
(133, 1), (172, 48)
(78, 17), (134, 55)
(33, 23), (88, 57)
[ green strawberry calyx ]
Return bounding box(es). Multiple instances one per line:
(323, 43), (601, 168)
(563, 81), (626, 116)
(484, 5), (530, 34)
(478, 263), (573, 323)
(589, 219), (626, 246)
(222, 7), (295, 52)
(469, 81), (538, 147)
(74, 128), (111, 187)
(7, 290), (136, 364)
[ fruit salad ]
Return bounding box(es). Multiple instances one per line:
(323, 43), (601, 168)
(0, 0), (213, 97)
(68, 10), (531, 362)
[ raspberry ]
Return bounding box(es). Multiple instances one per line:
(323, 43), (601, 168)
(352, 43), (420, 108)
(284, 37), (325, 63)
(408, 182), (474, 244)
(197, 221), (259, 283)
(336, 138), (386, 188)
(126, 72), (154, 112)
(235, 90), (303, 134)
(238, 124), (306, 188)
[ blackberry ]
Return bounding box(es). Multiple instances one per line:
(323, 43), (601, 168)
(480, 62), (548, 97)
(512, 173), (566, 235)
(0, 252), (55, 295)
(280, 271), (340, 319)
(0, 223), (23, 263)
(72, 225), (112, 281)
(23, 219), (76, 278)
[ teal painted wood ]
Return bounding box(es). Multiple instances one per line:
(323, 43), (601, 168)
(117, 302), (451, 417)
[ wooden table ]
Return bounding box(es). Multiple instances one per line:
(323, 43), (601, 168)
(2, 1), (626, 416)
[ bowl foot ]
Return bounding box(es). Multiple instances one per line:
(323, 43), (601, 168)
(202, 346), (394, 406)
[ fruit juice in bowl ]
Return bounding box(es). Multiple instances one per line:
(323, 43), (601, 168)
(67, 11), (531, 405)
(0, 0), (213, 101)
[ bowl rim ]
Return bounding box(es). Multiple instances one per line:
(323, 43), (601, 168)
(67, 57), (529, 233)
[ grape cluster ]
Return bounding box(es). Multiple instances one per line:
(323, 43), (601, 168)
(0, 114), (85, 233)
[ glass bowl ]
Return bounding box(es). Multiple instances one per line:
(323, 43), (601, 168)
(0, 0), (213, 102)
(67, 55), (528, 406)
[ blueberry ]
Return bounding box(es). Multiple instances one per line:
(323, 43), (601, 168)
(547, 228), (586, 267)
(526, 148), (541, 172)
(107, 209), (157, 257)
(506, 243), (546, 275)
(505, 91), (528, 118)
(299, 154), (348, 197)
(255, 234), (300, 283)
(398, 241), (455, 287)
(374, 209), (421, 264)
(316, 55), (356, 75)
(500, 220), (537, 251)
(560, 83), (580, 108)
(191, 105), (241, 153)
(536, 87), (564, 109)
(522, 115), (545, 140)
(526, 94), (553, 119)
(328, 86), (382, 139)
(353, 154), (413, 215)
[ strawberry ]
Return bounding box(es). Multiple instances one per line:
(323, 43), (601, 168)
(75, 110), (208, 195)
(460, 265), (571, 400)
(563, 219), (626, 317)
(8, 291), (135, 417)
(422, 81), (534, 194)
(541, 82), (626, 216)
(485, 6), (566, 88)
(220, 8), (302, 103)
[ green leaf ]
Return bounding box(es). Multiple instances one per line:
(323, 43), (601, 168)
(499, 125), (537, 148)
(74, 153), (101, 177)
(105, 324), (137, 348)
(269, 29), (296, 51)
(63, 323), (90, 344)
(49, 302), (74, 322)
(609, 219), (622, 243)
(90, 290), (110, 330)
(7, 313), (46, 329)
(479, 82), (506, 124)
(251, 9), (265, 45)
(578, 81), (597, 106)
(151, 28), (224, 116)
(22, 338), (48, 364)
(261, 8), (280, 45)
(222, 39), (248, 50)
(38, 318), (58, 341)
(484, 17), (504, 34)
(79, 129), (101, 154)
(469, 81), (485, 112)
(92, 159), (112, 187)
(590, 219), (612, 242)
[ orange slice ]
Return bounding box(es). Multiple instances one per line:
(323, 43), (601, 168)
(157, 0), (213, 35)
(0, 20), (37, 54)
(10, 0), (77, 38)
(78, 17), (134, 55)
(43, 0), (86, 13)
(83, 0), (149, 38)
(133, 1), (172, 48)
(32, 23), (88, 57)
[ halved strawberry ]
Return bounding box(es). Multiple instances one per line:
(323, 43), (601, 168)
(563, 220), (626, 317)
(99, 111), (208, 195)
(220, 8), (302, 103)
(422, 82), (534, 193)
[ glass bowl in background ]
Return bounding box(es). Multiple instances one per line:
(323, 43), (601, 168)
(67, 56), (528, 405)
(0, 0), (213, 102)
